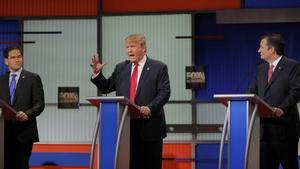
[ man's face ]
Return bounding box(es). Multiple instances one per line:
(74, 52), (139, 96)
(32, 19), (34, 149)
(258, 38), (274, 61)
(125, 40), (146, 64)
(5, 49), (23, 72)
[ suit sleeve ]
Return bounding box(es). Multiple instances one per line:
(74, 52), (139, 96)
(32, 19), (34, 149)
(279, 63), (300, 113)
(90, 66), (117, 94)
(26, 75), (45, 119)
(147, 64), (171, 113)
(91, 72), (110, 93)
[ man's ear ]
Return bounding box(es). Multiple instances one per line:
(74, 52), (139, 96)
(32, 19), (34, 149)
(4, 58), (8, 66)
(272, 47), (277, 53)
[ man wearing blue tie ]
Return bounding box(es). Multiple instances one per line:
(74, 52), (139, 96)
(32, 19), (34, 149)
(0, 46), (45, 169)
(90, 34), (171, 169)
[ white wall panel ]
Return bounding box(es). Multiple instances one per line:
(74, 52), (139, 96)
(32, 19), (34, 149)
(23, 19), (97, 103)
(23, 19), (97, 142)
(165, 133), (193, 141)
(165, 104), (192, 124)
(164, 103), (192, 141)
(197, 103), (226, 140)
(37, 106), (97, 143)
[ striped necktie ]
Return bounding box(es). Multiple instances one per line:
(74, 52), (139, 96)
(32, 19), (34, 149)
(9, 73), (17, 104)
(268, 64), (274, 83)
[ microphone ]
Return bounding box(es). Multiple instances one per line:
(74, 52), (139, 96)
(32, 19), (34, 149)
(105, 60), (131, 95)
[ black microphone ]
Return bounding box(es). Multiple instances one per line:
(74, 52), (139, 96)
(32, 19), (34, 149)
(105, 60), (131, 95)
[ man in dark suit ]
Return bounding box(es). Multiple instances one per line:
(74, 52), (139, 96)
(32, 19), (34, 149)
(0, 46), (45, 169)
(90, 34), (170, 169)
(248, 34), (300, 169)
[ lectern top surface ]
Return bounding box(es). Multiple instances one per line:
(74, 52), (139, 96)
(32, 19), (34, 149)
(213, 93), (273, 117)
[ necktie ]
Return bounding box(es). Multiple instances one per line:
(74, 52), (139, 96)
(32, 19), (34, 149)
(129, 63), (138, 103)
(268, 64), (274, 83)
(9, 73), (17, 104)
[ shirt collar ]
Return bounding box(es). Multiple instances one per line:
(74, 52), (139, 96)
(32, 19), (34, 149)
(10, 67), (22, 77)
(270, 55), (282, 70)
(133, 55), (147, 67)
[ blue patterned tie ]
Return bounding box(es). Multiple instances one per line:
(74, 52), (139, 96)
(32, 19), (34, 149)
(9, 73), (17, 104)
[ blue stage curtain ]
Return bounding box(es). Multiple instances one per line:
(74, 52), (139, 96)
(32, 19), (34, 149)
(245, 0), (300, 8)
(0, 21), (20, 75)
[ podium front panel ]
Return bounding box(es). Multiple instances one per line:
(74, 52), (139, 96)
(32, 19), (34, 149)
(99, 102), (118, 169)
(86, 96), (132, 169)
(229, 101), (248, 169)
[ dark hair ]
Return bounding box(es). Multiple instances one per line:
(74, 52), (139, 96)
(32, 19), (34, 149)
(3, 46), (22, 58)
(261, 34), (285, 55)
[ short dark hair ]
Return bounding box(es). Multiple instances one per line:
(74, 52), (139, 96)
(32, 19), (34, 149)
(3, 46), (22, 58)
(261, 34), (285, 55)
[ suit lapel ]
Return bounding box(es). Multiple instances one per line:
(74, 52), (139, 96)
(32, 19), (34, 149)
(135, 58), (152, 98)
(261, 64), (269, 91)
(124, 64), (131, 98)
(265, 57), (286, 92)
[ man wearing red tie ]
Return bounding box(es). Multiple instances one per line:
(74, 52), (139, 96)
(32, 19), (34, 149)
(90, 34), (171, 169)
(248, 34), (300, 169)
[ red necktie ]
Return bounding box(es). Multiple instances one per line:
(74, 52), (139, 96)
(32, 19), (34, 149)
(268, 64), (274, 83)
(129, 63), (138, 102)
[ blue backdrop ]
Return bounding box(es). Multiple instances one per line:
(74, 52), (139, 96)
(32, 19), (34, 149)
(0, 21), (20, 76)
(244, 0), (300, 8)
(195, 13), (300, 100)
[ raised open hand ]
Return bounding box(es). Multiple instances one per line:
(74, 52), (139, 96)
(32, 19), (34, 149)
(90, 54), (106, 74)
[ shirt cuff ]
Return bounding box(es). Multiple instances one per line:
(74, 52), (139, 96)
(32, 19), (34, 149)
(91, 72), (100, 79)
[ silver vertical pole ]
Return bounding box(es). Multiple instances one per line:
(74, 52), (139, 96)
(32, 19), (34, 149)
(114, 105), (128, 169)
(244, 104), (258, 169)
(218, 105), (229, 169)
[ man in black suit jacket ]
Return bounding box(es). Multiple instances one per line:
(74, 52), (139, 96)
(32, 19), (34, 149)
(90, 34), (170, 169)
(0, 46), (45, 169)
(248, 34), (300, 169)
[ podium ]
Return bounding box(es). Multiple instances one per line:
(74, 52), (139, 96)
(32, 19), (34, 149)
(86, 96), (140, 169)
(0, 99), (17, 169)
(213, 94), (273, 169)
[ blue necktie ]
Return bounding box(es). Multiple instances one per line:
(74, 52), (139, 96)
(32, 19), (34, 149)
(9, 74), (17, 104)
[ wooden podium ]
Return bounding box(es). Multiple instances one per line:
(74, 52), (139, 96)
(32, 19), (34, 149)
(214, 94), (273, 169)
(86, 96), (140, 169)
(0, 99), (17, 169)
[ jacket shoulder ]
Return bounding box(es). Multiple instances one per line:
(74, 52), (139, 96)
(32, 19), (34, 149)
(284, 57), (300, 66)
(147, 57), (167, 68)
(22, 69), (41, 78)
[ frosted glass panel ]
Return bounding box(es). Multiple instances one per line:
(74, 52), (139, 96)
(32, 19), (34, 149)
(165, 104), (192, 124)
(37, 105), (97, 142)
(165, 133), (193, 141)
(197, 103), (226, 124)
(23, 19), (97, 103)
(196, 103), (226, 140)
(23, 19), (98, 142)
